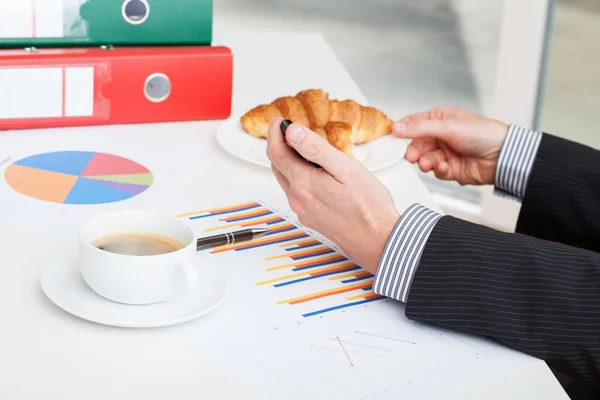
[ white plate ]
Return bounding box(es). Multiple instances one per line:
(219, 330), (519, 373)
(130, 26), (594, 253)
(216, 116), (407, 172)
(41, 256), (227, 328)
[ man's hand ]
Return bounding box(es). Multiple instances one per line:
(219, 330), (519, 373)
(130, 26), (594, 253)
(266, 116), (400, 274)
(394, 106), (509, 186)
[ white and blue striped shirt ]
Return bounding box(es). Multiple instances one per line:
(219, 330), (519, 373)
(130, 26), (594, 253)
(373, 125), (543, 302)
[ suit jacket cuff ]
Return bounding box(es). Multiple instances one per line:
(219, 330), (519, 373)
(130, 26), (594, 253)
(494, 124), (543, 201)
(373, 204), (442, 303)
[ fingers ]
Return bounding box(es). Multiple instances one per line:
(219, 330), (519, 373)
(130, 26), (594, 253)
(266, 115), (290, 152)
(418, 149), (447, 173)
(271, 164), (291, 194)
(394, 119), (458, 141)
(283, 122), (358, 181)
(395, 106), (475, 127)
(392, 107), (442, 129)
(433, 161), (453, 181)
(406, 139), (458, 181)
(266, 117), (313, 181)
(405, 138), (437, 163)
(395, 109), (436, 125)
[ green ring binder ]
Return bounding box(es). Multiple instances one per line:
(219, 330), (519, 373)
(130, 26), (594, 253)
(0, 0), (213, 48)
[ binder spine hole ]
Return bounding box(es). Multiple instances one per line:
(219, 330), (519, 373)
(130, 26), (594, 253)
(144, 73), (171, 103)
(122, 0), (150, 25)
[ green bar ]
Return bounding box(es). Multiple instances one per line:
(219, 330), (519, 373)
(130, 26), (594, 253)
(0, 0), (212, 48)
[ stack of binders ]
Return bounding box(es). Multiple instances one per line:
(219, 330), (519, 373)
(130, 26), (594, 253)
(0, 0), (232, 130)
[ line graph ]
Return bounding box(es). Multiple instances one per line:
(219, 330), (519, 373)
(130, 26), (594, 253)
(337, 336), (354, 366)
(355, 331), (416, 345)
(328, 338), (393, 353)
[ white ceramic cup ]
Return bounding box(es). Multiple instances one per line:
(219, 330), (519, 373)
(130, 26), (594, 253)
(77, 210), (198, 305)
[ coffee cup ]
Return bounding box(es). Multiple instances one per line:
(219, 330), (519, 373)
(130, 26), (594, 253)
(77, 210), (198, 305)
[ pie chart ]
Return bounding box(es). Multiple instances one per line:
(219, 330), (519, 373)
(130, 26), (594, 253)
(4, 151), (153, 204)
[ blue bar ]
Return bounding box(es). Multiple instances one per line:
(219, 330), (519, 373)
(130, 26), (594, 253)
(267, 218), (285, 225)
(285, 242), (321, 251)
(273, 266), (361, 287)
(302, 296), (384, 318)
(189, 204), (261, 219)
(225, 210), (272, 222)
(291, 249), (335, 260)
(341, 274), (372, 284)
(265, 226), (297, 236)
(362, 286), (373, 291)
(292, 258), (348, 271)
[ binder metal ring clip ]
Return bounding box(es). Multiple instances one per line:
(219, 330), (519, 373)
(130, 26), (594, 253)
(144, 73), (171, 103)
(122, 0), (150, 25)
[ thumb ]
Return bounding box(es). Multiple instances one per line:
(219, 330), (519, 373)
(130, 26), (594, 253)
(284, 123), (355, 180)
(393, 119), (462, 141)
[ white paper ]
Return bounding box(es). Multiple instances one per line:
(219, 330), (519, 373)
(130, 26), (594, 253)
(0, 0), (64, 38)
(0, 121), (213, 239)
(0, 68), (63, 119)
(34, 0), (64, 38)
(166, 196), (527, 400)
(0, 0), (33, 38)
(65, 67), (94, 117)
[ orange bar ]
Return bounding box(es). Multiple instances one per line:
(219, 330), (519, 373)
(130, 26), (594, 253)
(280, 238), (320, 248)
(308, 262), (359, 277)
(277, 281), (373, 305)
(264, 223), (297, 234)
(257, 262), (356, 286)
(347, 290), (378, 301)
(266, 254), (347, 272)
(330, 271), (360, 280)
(363, 293), (384, 300)
(203, 215), (285, 233)
(264, 246), (331, 261)
(332, 270), (372, 281)
(221, 207), (271, 221)
(240, 215), (283, 227)
(289, 282), (373, 305)
(177, 201), (259, 217)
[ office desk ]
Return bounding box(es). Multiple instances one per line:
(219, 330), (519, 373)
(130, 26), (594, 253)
(0, 32), (567, 400)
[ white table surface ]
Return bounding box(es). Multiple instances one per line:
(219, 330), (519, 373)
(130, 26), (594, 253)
(0, 32), (567, 400)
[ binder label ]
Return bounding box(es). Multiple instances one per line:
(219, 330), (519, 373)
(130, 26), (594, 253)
(0, 0), (76, 38)
(0, 1), (34, 38)
(0, 68), (63, 119)
(65, 67), (94, 117)
(34, 0), (64, 38)
(0, 67), (95, 120)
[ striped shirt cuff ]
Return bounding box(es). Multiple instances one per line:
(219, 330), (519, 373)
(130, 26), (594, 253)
(373, 204), (442, 303)
(494, 124), (542, 200)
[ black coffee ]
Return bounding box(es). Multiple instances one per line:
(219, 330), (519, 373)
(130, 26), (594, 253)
(92, 233), (185, 256)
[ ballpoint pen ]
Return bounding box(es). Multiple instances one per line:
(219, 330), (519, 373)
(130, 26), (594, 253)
(196, 228), (270, 251)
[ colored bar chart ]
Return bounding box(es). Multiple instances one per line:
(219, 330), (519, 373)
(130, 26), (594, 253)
(179, 200), (385, 318)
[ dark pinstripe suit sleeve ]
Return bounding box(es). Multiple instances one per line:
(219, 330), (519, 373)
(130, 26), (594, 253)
(516, 133), (600, 252)
(373, 125), (541, 302)
(373, 204), (442, 302)
(373, 125), (542, 303)
(406, 216), (600, 386)
(494, 124), (542, 201)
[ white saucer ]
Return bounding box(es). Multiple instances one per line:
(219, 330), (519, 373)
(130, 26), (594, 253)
(217, 116), (407, 172)
(40, 256), (227, 328)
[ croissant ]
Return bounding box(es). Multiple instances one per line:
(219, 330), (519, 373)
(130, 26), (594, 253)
(240, 89), (393, 155)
